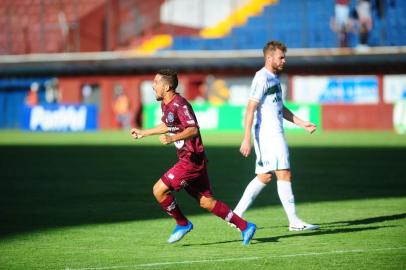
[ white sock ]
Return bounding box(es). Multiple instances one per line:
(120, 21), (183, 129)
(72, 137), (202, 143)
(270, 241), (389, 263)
(234, 177), (266, 217)
(277, 180), (300, 225)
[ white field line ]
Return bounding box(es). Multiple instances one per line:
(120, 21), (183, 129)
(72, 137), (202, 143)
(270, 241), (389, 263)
(65, 246), (406, 270)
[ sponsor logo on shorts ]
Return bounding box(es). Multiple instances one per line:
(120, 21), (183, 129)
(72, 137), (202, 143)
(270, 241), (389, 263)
(168, 173), (175, 179)
(257, 161), (263, 166)
(180, 180), (188, 188)
(257, 160), (270, 167)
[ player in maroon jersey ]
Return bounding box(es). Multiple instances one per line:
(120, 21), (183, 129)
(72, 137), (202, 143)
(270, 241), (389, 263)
(131, 69), (256, 245)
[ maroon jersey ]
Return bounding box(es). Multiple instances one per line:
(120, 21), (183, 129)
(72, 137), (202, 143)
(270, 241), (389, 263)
(161, 94), (207, 165)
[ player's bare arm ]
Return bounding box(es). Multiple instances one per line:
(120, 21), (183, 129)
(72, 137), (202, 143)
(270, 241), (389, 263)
(131, 123), (168, 139)
(282, 105), (317, 134)
(159, 126), (198, 145)
(240, 99), (259, 157)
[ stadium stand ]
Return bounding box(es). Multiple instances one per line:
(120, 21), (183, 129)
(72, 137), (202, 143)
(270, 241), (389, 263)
(1, 0), (405, 55)
(0, 1), (405, 131)
(166, 0), (406, 51)
(0, 0), (106, 54)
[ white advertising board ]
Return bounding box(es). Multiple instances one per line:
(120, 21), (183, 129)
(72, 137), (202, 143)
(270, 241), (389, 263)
(383, 75), (406, 103)
(292, 76), (379, 104)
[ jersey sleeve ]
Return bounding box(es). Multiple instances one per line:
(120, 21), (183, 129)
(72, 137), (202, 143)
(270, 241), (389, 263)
(177, 104), (198, 128)
(160, 103), (166, 124)
(249, 75), (267, 102)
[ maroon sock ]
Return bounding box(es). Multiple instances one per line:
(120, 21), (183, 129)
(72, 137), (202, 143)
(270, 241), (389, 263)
(210, 200), (247, 231)
(159, 194), (188, 226)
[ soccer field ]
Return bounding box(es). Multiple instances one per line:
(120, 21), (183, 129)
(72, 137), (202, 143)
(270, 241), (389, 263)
(0, 131), (405, 270)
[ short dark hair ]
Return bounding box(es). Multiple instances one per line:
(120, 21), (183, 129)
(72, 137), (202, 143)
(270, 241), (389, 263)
(157, 69), (178, 90)
(263, 40), (287, 56)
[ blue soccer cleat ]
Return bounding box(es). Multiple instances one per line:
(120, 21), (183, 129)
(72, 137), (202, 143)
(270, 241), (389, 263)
(167, 221), (193, 244)
(241, 222), (257, 245)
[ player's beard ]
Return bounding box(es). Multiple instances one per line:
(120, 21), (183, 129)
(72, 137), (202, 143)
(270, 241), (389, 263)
(154, 88), (163, 101)
(273, 63), (284, 74)
(274, 66), (283, 74)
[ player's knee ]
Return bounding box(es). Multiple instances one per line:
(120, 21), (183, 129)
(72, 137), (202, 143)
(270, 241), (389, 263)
(276, 170), (292, 181)
(257, 173), (272, 184)
(199, 196), (215, 210)
(152, 182), (159, 196)
(152, 180), (165, 198)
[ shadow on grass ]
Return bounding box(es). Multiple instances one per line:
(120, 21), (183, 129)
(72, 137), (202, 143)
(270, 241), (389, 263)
(261, 212), (406, 231)
(1, 145), (406, 238)
(317, 213), (406, 227)
(252, 225), (397, 245)
(181, 225), (395, 246)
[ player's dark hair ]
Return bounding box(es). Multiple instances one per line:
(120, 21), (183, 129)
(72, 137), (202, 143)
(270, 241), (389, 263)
(263, 40), (287, 56)
(157, 69), (178, 90)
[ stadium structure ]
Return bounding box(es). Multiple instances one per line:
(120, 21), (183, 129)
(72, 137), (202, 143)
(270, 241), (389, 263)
(0, 0), (405, 131)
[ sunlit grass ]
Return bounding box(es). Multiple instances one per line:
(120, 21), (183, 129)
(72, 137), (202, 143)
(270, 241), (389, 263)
(1, 198), (405, 270)
(0, 130), (405, 147)
(0, 130), (405, 269)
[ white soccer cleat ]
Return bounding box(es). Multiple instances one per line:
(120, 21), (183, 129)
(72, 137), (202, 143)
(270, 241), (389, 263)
(227, 222), (237, 228)
(289, 221), (320, 231)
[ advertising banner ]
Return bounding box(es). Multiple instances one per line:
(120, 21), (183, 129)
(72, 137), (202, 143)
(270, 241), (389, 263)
(20, 104), (98, 131)
(143, 102), (321, 132)
(394, 101), (406, 134)
(292, 76), (379, 104)
(383, 75), (406, 103)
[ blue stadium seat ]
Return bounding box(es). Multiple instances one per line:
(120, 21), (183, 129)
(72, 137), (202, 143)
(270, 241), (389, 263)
(167, 0), (404, 51)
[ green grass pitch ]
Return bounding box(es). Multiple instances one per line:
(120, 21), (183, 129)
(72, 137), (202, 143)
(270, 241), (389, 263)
(0, 130), (405, 270)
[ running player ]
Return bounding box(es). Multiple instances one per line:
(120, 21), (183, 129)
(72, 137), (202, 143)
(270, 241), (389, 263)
(234, 41), (320, 231)
(131, 69), (256, 244)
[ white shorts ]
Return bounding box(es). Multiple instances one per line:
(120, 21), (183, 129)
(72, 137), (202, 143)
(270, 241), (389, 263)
(253, 131), (290, 174)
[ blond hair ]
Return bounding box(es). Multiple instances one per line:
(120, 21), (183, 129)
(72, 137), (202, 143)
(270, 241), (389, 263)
(263, 40), (287, 56)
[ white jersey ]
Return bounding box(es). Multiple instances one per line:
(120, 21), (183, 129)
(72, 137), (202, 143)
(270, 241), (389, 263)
(249, 67), (289, 173)
(250, 67), (284, 134)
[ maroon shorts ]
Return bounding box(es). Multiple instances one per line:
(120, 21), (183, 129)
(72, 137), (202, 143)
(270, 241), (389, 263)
(161, 160), (213, 198)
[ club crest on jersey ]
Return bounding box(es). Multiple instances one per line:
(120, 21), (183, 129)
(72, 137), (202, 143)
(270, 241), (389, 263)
(167, 112), (175, 123)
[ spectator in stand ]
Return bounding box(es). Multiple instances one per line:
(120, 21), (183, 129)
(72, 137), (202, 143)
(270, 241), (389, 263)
(355, 0), (373, 49)
(208, 79), (229, 106)
(112, 84), (131, 130)
(45, 78), (60, 104)
(374, 0), (385, 19)
(25, 82), (39, 107)
(331, 0), (352, 47)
